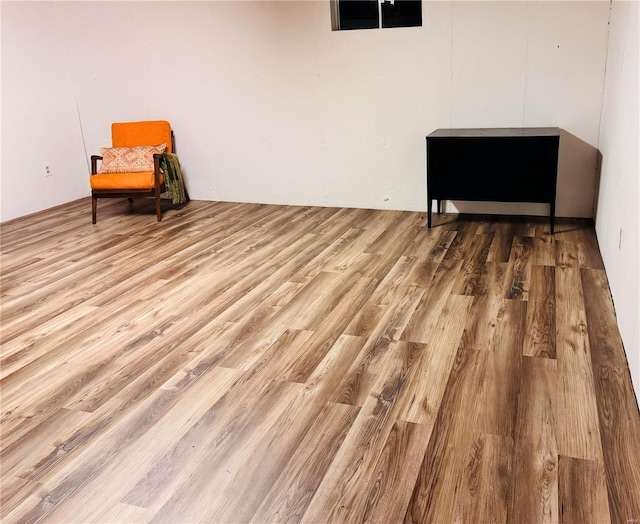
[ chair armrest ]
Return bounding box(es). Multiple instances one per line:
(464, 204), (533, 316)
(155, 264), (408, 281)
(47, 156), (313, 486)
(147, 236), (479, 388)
(90, 155), (103, 176)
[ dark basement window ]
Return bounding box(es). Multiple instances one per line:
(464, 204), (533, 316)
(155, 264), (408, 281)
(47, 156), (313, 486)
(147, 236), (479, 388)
(333, 0), (422, 31)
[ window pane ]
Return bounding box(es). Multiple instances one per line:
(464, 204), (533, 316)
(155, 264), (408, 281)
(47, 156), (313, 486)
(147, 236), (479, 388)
(338, 0), (379, 30)
(381, 0), (422, 28)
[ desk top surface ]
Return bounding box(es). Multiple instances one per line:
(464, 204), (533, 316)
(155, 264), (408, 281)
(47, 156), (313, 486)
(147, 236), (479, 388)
(427, 127), (560, 138)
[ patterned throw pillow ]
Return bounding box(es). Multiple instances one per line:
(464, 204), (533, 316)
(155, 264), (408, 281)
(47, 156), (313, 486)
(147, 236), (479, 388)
(98, 144), (167, 174)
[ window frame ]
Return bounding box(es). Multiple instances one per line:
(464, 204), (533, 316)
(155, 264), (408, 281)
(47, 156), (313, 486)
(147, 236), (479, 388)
(332, 0), (422, 31)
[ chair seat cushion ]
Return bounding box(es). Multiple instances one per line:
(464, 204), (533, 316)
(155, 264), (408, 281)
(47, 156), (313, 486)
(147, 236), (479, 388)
(90, 172), (164, 191)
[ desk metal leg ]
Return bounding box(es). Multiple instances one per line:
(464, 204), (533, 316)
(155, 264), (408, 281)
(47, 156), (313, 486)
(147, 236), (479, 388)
(427, 198), (432, 228)
(550, 201), (556, 234)
(437, 199), (442, 214)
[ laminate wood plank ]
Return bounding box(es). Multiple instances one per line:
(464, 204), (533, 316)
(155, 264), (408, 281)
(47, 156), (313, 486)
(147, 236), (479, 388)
(251, 204), (308, 231)
(470, 215), (500, 235)
(79, 377), (299, 523)
(480, 299), (526, 438)
(581, 268), (630, 368)
(555, 267), (603, 461)
(294, 227), (367, 279)
(452, 433), (513, 524)
(1, 277), (178, 394)
(487, 232), (514, 263)
(559, 223), (605, 270)
(401, 255), (465, 344)
(288, 209), (373, 282)
(402, 225), (444, 257)
(0, 299), (172, 444)
(301, 341), (412, 523)
(335, 269), (427, 404)
(244, 336), (366, 522)
(217, 265), (376, 376)
(0, 304), (98, 380)
(216, 209), (345, 278)
(289, 271), (377, 332)
(0, 407), (93, 479)
(508, 356), (558, 524)
(0, 204), (78, 243)
(62, 318), (233, 413)
(145, 200), (242, 234)
(0, 205), (94, 255)
(329, 330), (397, 406)
(503, 236), (533, 300)
(359, 254), (415, 310)
(396, 294), (475, 425)
(1, 233), (204, 344)
(587, 364), (640, 523)
(558, 455), (611, 523)
(288, 204), (342, 229)
(460, 261), (508, 352)
(0, 476), (42, 520)
(1, 230), (129, 292)
(582, 268), (640, 523)
(220, 270), (334, 327)
(441, 221), (478, 259)
(575, 231), (605, 270)
(360, 420), (431, 524)
(450, 233), (494, 296)
(403, 345), (488, 524)
(202, 232), (333, 311)
(147, 380), (304, 524)
(404, 229), (457, 287)
(79, 366), (245, 510)
(1, 201), (637, 523)
(364, 211), (423, 255)
(524, 264), (556, 358)
(438, 215), (480, 236)
(342, 269), (425, 344)
(251, 403), (361, 524)
(199, 337), (369, 523)
(331, 323), (424, 408)
(372, 283), (426, 343)
(3, 365), (244, 523)
(91, 502), (155, 524)
(275, 277), (381, 383)
(555, 239), (580, 269)
(143, 237), (343, 375)
(359, 217), (437, 286)
(487, 220), (536, 263)
(531, 235), (556, 267)
(3, 227), (184, 300)
(7, 324), (237, 485)
(321, 219), (398, 274)
(502, 216), (538, 237)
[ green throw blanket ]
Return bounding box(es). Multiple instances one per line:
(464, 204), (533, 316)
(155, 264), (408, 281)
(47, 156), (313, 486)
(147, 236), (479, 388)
(160, 152), (188, 205)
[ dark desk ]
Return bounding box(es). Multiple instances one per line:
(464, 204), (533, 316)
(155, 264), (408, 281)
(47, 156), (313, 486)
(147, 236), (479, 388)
(426, 127), (560, 233)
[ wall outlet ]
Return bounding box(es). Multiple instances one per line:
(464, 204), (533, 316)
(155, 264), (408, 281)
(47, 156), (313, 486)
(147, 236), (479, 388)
(43, 163), (52, 177)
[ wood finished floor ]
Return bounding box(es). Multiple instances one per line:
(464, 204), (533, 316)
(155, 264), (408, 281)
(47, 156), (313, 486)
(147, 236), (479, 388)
(1, 198), (639, 524)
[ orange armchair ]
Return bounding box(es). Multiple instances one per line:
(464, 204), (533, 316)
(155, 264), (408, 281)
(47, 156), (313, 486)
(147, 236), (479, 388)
(90, 120), (175, 223)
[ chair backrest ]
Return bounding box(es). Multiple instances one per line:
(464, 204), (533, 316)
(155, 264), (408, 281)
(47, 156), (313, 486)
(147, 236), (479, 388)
(112, 121), (173, 153)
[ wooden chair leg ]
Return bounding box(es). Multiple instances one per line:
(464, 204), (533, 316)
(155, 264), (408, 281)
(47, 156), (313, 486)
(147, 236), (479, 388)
(155, 192), (162, 222)
(92, 196), (97, 224)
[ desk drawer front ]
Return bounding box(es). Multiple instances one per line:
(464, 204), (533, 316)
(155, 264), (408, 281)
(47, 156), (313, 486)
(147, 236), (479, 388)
(427, 136), (559, 203)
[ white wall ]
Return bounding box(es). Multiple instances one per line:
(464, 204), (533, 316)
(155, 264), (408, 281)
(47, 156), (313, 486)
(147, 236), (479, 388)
(1, 1), (611, 222)
(1, 2), (89, 222)
(596, 0), (639, 395)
